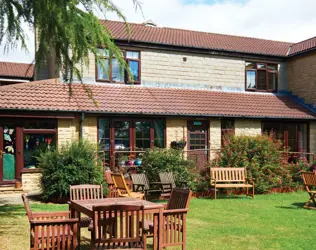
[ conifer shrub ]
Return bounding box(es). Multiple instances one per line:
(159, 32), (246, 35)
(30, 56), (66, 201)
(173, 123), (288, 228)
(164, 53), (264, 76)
(38, 140), (106, 202)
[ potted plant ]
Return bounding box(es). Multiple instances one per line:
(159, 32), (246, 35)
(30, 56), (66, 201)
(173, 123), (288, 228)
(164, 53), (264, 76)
(170, 136), (187, 149)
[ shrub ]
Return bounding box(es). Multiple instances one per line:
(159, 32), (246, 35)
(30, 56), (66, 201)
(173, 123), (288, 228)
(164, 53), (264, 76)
(141, 148), (197, 189)
(210, 134), (305, 193)
(38, 140), (106, 202)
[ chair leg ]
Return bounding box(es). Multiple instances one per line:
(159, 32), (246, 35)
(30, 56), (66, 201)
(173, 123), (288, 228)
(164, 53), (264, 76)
(214, 187), (217, 200)
(305, 193), (316, 208)
(252, 184), (255, 199)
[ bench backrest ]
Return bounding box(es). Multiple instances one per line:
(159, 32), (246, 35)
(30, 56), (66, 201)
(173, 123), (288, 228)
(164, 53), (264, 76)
(130, 173), (150, 190)
(70, 184), (103, 201)
(159, 172), (176, 188)
(210, 167), (247, 183)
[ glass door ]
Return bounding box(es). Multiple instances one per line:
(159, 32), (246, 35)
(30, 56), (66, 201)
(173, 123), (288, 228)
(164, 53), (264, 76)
(0, 126), (16, 182)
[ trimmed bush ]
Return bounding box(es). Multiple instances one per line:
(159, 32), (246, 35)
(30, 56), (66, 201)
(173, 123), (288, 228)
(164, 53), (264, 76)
(141, 148), (197, 189)
(209, 134), (309, 193)
(38, 140), (106, 202)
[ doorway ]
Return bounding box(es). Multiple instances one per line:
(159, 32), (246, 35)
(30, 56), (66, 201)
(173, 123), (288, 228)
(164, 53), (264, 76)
(187, 121), (209, 169)
(0, 126), (17, 183)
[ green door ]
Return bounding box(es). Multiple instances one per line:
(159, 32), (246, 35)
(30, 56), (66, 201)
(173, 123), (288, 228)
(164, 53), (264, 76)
(0, 126), (16, 181)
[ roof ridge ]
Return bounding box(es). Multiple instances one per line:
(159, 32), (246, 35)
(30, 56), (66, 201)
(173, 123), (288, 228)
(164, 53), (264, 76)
(101, 19), (294, 45)
(291, 35), (316, 46)
(0, 61), (34, 66)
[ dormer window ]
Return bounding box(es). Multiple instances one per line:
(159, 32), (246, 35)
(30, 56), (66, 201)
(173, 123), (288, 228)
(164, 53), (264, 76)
(245, 62), (278, 92)
(96, 49), (141, 84)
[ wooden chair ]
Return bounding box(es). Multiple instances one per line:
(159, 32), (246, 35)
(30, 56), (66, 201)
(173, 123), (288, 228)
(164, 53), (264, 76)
(144, 188), (192, 250)
(159, 172), (187, 197)
(90, 204), (147, 249)
(70, 184), (103, 227)
(111, 172), (144, 199)
(105, 172), (118, 198)
(22, 194), (79, 250)
(301, 171), (316, 209)
(130, 173), (163, 200)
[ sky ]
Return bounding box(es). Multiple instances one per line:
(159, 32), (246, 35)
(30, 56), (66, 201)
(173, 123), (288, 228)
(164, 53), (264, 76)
(1, 0), (316, 63)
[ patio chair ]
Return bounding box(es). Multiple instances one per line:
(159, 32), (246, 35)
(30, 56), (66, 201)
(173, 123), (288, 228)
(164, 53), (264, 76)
(90, 204), (147, 249)
(22, 194), (79, 250)
(301, 171), (316, 209)
(143, 188), (192, 250)
(159, 172), (188, 197)
(69, 184), (103, 228)
(130, 173), (163, 200)
(111, 172), (144, 199)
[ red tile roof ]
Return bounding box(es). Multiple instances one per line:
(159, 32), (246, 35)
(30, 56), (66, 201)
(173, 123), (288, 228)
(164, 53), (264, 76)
(289, 36), (316, 56)
(0, 79), (314, 120)
(102, 20), (293, 57)
(0, 61), (34, 79)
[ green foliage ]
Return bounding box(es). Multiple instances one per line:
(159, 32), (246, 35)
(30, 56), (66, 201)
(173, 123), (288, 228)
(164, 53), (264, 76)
(141, 148), (197, 189)
(38, 140), (106, 201)
(209, 134), (308, 193)
(0, 0), (141, 83)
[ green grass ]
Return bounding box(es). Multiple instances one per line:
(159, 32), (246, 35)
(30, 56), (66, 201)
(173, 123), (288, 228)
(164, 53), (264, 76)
(0, 192), (315, 250)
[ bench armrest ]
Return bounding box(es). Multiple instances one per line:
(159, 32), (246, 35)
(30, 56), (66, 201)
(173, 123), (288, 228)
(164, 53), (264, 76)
(32, 211), (71, 220)
(133, 183), (145, 192)
(160, 182), (173, 192)
(163, 208), (189, 215)
(30, 218), (79, 225)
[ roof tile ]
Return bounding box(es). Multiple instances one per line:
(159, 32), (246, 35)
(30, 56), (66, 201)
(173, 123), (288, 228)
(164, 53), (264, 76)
(0, 61), (34, 79)
(102, 20), (293, 57)
(0, 79), (314, 120)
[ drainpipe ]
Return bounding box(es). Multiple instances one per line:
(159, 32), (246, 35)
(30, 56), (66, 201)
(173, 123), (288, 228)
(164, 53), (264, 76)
(79, 112), (85, 139)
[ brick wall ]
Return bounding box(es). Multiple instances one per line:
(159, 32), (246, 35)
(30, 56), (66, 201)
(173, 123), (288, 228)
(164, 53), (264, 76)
(166, 118), (187, 150)
(288, 52), (316, 106)
(235, 119), (262, 136)
(57, 118), (80, 147)
(82, 116), (98, 144)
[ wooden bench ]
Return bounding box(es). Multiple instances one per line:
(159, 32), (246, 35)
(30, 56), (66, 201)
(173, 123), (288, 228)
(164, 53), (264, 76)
(210, 167), (255, 199)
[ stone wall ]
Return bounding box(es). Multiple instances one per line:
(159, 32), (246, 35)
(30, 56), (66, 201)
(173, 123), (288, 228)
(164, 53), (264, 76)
(22, 172), (42, 194)
(235, 119), (262, 136)
(288, 51), (316, 106)
(209, 119), (221, 160)
(166, 118), (187, 150)
(57, 118), (80, 147)
(310, 121), (316, 155)
(82, 116), (98, 144)
(141, 50), (245, 89)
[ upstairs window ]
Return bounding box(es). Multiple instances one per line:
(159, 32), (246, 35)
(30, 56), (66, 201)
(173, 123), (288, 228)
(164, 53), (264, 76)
(245, 62), (278, 92)
(96, 49), (140, 84)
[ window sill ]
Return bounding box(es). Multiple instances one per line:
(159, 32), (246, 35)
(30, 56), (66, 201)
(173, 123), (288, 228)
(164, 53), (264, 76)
(246, 89), (277, 93)
(21, 168), (42, 173)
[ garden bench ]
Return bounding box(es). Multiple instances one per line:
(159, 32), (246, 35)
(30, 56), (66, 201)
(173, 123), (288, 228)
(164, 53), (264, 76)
(210, 167), (255, 199)
(301, 171), (316, 209)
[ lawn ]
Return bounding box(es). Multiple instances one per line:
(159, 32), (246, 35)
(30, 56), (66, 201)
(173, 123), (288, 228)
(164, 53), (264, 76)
(0, 192), (315, 250)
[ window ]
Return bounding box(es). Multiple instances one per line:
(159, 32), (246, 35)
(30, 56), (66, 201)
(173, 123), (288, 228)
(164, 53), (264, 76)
(246, 62), (278, 92)
(221, 119), (234, 146)
(262, 122), (308, 153)
(98, 118), (165, 169)
(96, 49), (141, 84)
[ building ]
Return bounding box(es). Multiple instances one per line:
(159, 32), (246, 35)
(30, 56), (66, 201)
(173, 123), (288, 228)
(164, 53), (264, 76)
(0, 20), (315, 192)
(0, 61), (34, 85)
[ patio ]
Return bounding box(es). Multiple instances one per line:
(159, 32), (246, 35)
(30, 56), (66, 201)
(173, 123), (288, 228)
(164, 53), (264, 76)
(0, 191), (315, 250)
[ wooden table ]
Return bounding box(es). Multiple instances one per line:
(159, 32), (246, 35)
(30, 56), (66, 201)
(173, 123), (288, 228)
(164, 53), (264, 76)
(70, 198), (164, 250)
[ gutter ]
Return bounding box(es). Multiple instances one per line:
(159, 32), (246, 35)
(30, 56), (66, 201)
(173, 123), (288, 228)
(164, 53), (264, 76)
(0, 108), (314, 120)
(79, 112), (85, 139)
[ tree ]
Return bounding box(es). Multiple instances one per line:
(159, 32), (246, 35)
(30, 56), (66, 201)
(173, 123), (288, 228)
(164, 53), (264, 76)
(0, 0), (141, 83)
